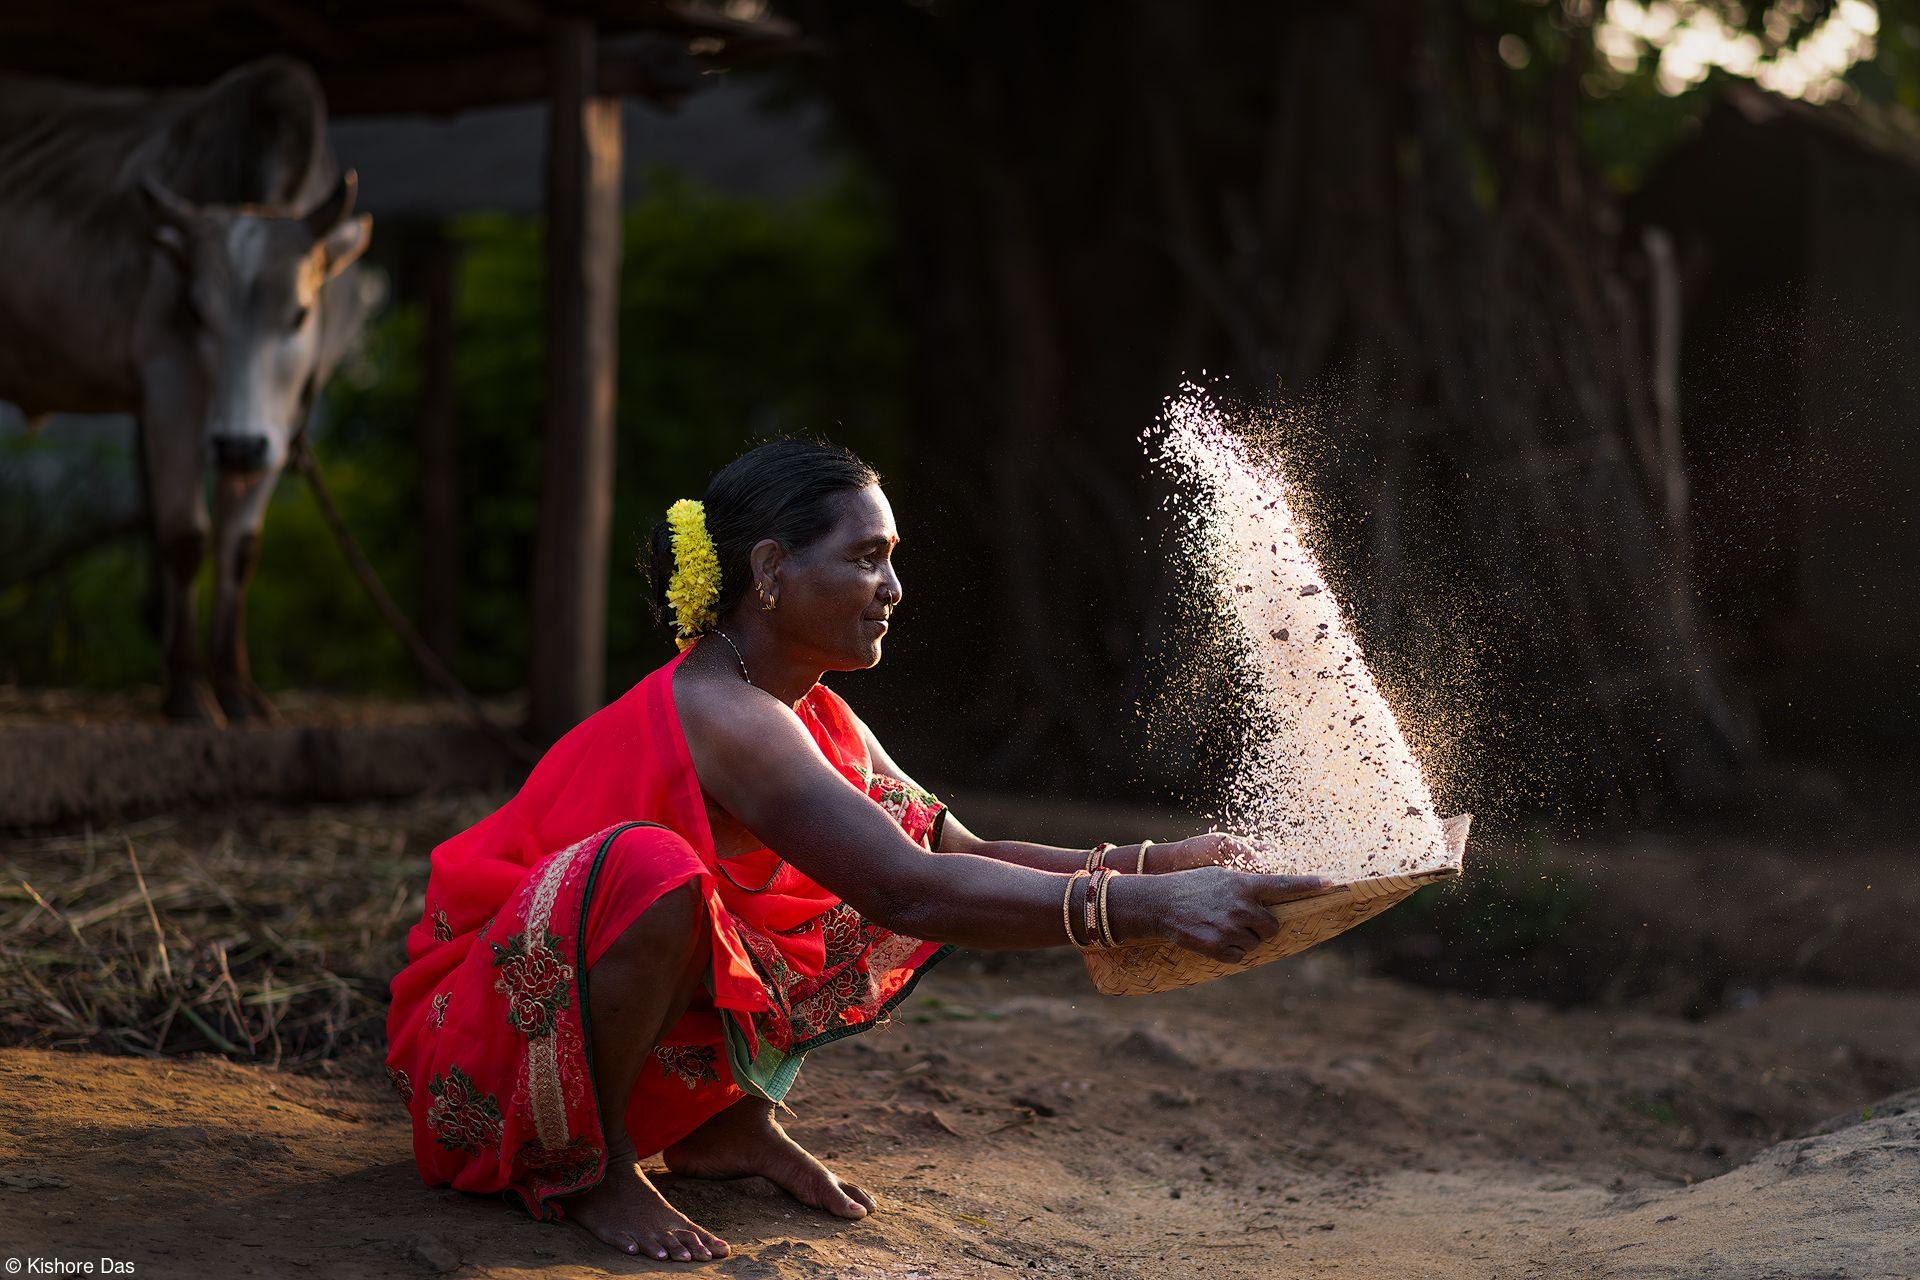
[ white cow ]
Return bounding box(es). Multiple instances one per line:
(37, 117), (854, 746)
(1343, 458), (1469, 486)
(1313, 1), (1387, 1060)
(0, 57), (374, 720)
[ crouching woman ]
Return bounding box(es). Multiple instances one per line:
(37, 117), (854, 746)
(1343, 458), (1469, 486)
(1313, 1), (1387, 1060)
(384, 439), (1327, 1261)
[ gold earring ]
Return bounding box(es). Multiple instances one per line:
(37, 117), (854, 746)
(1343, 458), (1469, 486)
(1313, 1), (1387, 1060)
(758, 584), (777, 611)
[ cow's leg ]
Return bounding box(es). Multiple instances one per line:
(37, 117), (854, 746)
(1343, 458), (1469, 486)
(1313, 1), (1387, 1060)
(210, 464), (281, 722)
(139, 418), (219, 723)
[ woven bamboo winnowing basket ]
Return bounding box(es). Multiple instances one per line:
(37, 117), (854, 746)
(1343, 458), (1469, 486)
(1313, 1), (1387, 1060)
(1082, 813), (1471, 996)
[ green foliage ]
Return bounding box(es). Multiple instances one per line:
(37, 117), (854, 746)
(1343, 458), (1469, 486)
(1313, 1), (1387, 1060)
(1466, 1), (1916, 192)
(241, 456), (415, 691)
(0, 537), (154, 689)
(358, 163), (909, 696)
(0, 425), (153, 688)
(2, 166), (907, 699)
(1849, 6), (1920, 111)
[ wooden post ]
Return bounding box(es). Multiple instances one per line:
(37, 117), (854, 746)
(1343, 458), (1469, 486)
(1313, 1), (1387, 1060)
(528, 18), (623, 742)
(418, 224), (460, 666)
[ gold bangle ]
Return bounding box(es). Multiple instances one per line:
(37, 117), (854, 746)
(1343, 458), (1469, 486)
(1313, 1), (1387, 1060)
(1061, 869), (1091, 947)
(1134, 839), (1155, 875)
(1085, 842), (1114, 874)
(1096, 868), (1119, 948)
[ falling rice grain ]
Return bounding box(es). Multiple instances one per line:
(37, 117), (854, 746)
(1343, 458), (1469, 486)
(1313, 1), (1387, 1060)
(1148, 386), (1456, 884)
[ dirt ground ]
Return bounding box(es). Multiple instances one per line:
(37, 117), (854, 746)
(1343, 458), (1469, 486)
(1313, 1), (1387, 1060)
(6, 946), (1918, 1279)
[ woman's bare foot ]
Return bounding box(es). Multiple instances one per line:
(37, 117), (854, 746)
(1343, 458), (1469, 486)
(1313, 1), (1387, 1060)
(665, 1096), (877, 1220)
(558, 1137), (731, 1262)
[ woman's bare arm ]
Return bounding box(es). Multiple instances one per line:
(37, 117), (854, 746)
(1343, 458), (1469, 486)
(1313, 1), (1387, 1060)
(680, 676), (1128, 948)
(850, 709), (1141, 873)
(681, 676), (1333, 963)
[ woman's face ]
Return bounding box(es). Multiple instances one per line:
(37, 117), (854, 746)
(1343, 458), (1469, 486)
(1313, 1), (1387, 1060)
(764, 484), (902, 671)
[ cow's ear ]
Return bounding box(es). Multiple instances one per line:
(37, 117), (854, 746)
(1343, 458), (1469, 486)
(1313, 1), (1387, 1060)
(320, 213), (371, 280)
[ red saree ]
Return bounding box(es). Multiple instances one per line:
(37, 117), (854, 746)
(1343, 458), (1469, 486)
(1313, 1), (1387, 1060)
(384, 648), (952, 1221)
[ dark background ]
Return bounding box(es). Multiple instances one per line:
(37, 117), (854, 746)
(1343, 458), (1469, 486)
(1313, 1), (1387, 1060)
(4, 0), (1917, 830)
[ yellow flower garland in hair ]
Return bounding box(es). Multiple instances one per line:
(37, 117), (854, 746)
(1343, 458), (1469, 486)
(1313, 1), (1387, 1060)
(664, 498), (722, 650)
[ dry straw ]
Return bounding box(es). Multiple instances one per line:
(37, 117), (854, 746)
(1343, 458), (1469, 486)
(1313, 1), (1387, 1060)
(1083, 813), (1471, 996)
(0, 798), (489, 1065)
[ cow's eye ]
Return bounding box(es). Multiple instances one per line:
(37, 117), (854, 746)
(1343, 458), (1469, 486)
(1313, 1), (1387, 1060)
(290, 305), (311, 330)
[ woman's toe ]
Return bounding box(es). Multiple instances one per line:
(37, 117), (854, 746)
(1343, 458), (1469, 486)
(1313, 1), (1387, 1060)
(589, 1224), (636, 1255)
(843, 1181), (878, 1213)
(827, 1182), (868, 1219)
(699, 1230), (731, 1257)
(673, 1229), (711, 1260)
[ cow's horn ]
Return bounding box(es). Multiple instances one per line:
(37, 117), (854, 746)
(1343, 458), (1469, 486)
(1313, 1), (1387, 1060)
(140, 174), (197, 227)
(304, 170), (358, 237)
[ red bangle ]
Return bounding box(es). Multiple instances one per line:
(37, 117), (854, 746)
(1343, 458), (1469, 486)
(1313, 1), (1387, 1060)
(1062, 869), (1091, 947)
(1083, 869), (1101, 949)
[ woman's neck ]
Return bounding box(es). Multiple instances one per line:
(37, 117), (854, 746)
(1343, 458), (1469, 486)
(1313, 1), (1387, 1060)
(707, 619), (822, 708)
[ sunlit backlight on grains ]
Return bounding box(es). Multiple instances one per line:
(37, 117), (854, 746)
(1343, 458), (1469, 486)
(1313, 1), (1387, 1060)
(1148, 386), (1457, 885)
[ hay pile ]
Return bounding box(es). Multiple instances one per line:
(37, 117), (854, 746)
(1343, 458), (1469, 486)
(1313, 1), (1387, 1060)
(0, 797), (493, 1066)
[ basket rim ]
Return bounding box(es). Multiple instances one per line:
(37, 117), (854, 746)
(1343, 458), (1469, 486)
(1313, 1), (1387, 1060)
(1089, 813), (1471, 960)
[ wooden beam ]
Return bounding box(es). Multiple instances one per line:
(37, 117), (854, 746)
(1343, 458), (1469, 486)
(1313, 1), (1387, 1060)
(527, 17), (624, 742)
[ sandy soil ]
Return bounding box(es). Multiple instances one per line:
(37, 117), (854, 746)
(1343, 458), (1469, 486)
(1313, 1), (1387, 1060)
(5, 949), (1917, 1280)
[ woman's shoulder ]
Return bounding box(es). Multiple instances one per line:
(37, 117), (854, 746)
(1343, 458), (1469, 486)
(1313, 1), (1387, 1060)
(671, 650), (816, 753)
(667, 650), (748, 735)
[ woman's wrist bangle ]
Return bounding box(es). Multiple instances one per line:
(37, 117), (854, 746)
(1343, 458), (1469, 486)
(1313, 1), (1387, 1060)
(1085, 842), (1115, 874)
(1083, 868), (1102, 949)
(1134, 839), (1155, 874)
(1061, 869), (1092, 947)
(1096, 867), (1119, 948)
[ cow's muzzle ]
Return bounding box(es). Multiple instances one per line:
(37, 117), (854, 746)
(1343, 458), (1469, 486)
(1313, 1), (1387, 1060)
(210, 434), (271, 473)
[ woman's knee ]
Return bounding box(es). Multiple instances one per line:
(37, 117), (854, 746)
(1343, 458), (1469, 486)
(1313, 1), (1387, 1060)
(592, 879), (710, 977)
(582, 825), (711, 971)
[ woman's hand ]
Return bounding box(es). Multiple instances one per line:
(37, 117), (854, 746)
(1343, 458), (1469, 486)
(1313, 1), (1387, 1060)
(1120, 866), (1335, 964)
(1133, 831), (1270, 874)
